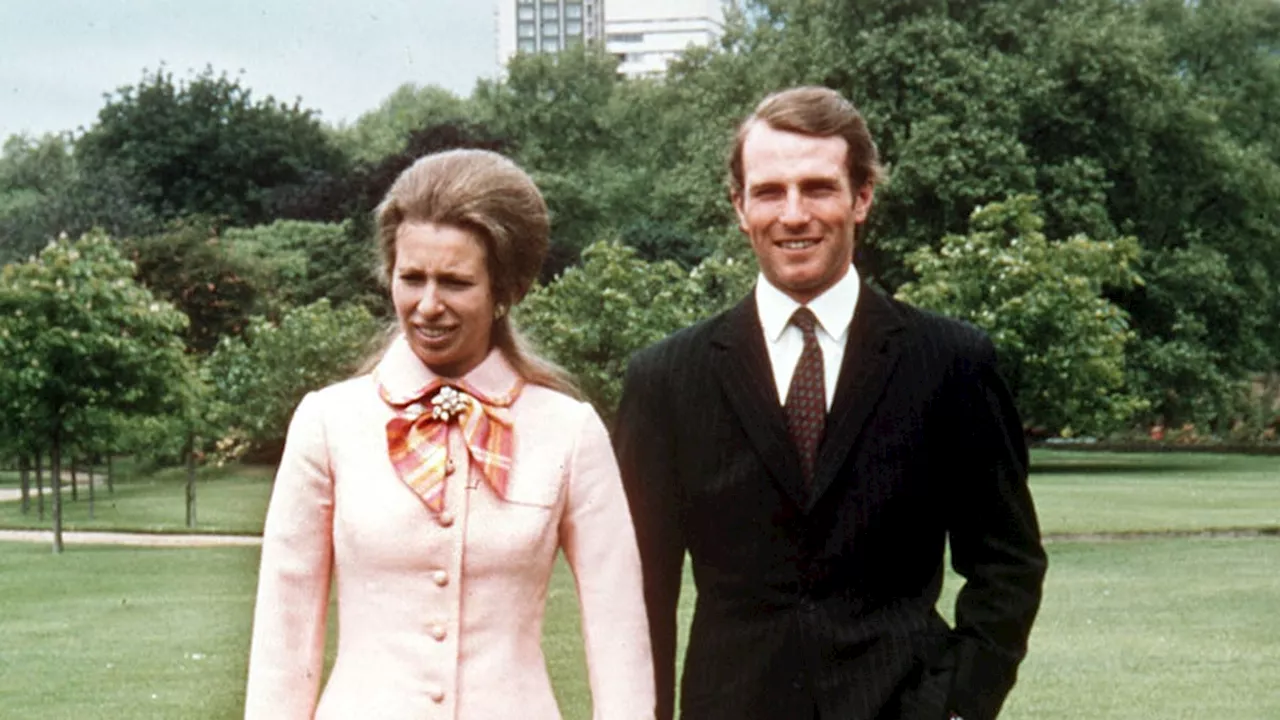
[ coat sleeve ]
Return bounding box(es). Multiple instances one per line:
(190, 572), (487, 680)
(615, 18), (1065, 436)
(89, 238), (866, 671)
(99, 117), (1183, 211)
(944, 336), (1048, 720)
(612, 355), (686, 720)
(559, 402), (657, 720)
(244, 392), (335, 719)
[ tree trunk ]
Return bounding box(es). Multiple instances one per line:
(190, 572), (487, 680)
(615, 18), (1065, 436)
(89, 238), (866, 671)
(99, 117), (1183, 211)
(51, 434), (63, 554)
(87, 457), (96, 520)
(19, 455), (30, 515)
(70, 457), (78, 502)
(185, 434), (197, 529)
(35, 453), (45, 520)
(107, 455), (114, 494)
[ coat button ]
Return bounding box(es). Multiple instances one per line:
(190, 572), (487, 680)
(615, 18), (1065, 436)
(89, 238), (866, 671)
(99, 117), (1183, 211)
(438, 510), (455, 527)
(427, 685), (445, 703)
(430, 624), (448, 641)
(446, 459), (456, 475)
(432, 570), (449, 587)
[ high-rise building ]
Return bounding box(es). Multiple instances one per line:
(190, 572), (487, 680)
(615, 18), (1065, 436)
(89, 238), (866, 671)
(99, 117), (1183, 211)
(496, 0), (606, 67)
(604, 0), (729, 78)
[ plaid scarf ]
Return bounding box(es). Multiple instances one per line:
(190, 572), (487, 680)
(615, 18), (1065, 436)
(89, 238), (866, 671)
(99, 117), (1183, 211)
(377, 375), (523, 514)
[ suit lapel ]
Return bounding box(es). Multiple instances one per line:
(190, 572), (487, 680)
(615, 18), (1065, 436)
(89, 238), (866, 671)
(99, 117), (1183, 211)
(807, 284), (906, 510)
(711, 295), (809, 508)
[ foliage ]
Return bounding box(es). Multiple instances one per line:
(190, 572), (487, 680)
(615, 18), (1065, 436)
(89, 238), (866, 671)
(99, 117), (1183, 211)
(518, 240), (753, 415)
(897, 196), (1146, 437)
(5, 0), (1278, 441)
(75, 68), (348, 228)
(123, 218), (268, 354)
(0, 231), (190, 539)
(700, 0), (1280, 431)
(0, 133), (158, 264)
(222, 220), (384, 315)
(267, 120), (510, 226)
(203, 300), (383, 459)
(332, 83), (474, 164)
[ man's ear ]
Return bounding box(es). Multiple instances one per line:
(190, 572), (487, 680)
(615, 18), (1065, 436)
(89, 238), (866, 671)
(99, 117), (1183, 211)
(731, 191), (749, 233)
(852, 184), (875, 224)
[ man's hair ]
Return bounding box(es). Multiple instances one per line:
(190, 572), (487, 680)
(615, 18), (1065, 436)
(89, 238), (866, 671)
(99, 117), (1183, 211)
(728, 86), (884, 197)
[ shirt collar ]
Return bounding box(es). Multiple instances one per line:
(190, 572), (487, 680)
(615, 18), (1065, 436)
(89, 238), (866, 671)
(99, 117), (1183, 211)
(755, 266), (861, 343)
(374, 334), (522, 406)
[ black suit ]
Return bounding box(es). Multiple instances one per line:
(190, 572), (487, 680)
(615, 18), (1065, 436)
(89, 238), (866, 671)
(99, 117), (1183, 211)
(614, 283), (1047, 720)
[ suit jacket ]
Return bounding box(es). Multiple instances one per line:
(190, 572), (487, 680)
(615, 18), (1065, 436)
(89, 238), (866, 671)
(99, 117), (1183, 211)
(614, 283), (1046, 720)
(245, 337), (654, 720)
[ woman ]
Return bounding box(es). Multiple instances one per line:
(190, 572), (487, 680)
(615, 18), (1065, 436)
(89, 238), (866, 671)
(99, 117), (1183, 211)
(244, 149), (655, 719)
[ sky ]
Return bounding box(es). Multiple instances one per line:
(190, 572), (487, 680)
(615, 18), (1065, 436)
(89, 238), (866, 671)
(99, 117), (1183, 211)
(0, 0), (501, 142)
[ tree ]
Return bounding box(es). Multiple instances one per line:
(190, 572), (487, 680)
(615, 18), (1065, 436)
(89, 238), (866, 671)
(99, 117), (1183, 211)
(517, 239), (754, 415)
(222, 220), (383, 315)
(0, 131), (160, 265)
(75, 68), (349, 228)
(695, 0), (1280, 431)
(897, 195), (1146, 437)
(332, 83), (473, 164)
(204, 299), (383, 460)
(0, 231), (189, 552)
(123, 218), (267, 354)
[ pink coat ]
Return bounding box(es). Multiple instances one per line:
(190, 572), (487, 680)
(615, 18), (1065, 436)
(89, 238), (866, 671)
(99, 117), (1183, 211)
(245, 337), (655, 719)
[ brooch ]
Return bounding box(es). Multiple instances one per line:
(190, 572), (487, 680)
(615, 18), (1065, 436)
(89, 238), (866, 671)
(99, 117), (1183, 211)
(431, 386), (471, 422)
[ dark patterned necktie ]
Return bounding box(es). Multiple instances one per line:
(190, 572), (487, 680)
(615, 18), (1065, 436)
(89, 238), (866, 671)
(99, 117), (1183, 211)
(784, 307), (825, 485)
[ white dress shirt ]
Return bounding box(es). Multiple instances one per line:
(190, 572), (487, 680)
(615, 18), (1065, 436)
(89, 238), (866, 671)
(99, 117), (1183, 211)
(755, 268), (860, 411)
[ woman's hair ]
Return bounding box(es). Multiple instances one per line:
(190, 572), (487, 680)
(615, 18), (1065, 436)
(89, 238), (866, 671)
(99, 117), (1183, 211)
(366, 148), (578, 396)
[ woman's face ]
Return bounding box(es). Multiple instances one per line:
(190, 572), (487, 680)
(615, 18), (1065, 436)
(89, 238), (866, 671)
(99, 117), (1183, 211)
(391, 221), (496, 378)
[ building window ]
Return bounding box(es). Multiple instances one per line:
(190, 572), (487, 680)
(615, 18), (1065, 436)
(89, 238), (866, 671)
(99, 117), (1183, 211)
(543, 36), (561, 51)
(565, 20), (582, 35)
(518, 22), (536, 38)
(565, 3), (582, 18)
(542, 5), (559, 20)
(518, 38), (536, 53)
(518, 0), (533, 4)
(607, 32), (644, 43)
(542, 21), (559, 36)
(518, 6), (534, 20)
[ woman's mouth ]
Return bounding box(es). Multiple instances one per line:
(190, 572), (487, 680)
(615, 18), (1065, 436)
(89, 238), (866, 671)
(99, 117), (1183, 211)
(413, 325), (457, 346)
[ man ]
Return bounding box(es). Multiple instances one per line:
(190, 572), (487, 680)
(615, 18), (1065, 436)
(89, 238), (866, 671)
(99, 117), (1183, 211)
(614, 86), (1047, 720)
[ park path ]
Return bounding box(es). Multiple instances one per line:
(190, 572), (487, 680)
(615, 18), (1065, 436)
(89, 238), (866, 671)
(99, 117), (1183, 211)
(0, 486), (48, 503)
(0, 528), (261, 547)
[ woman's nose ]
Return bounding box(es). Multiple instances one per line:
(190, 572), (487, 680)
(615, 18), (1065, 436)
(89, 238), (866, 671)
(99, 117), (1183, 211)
(418, 283), (444, 315)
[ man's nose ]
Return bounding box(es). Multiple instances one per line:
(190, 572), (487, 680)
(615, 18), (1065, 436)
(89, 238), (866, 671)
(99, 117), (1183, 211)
(779, 189), (809, 226)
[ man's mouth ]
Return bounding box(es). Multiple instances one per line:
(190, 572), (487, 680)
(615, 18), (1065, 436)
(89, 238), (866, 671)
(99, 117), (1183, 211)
(778, 238), (819, 250)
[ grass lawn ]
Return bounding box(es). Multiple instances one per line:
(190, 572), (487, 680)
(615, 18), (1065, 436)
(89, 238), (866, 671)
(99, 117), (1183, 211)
(1028, 450), (1280, 535)
(2, 537), (1278, 719)
(2, 450), (1277, 537)
(1, 450), (1278, 718)
(0, 464), (273, 535)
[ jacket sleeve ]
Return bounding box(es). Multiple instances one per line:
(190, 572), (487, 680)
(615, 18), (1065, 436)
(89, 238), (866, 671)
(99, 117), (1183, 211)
(944, 336), (1048, 720)
(560, 402), (657, 720)
(244, 392), (335, 719)
(612, 355), (686, 720)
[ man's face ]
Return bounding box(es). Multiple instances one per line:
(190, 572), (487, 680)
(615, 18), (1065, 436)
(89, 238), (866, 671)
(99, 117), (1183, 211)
(732, 121), (873, 304)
